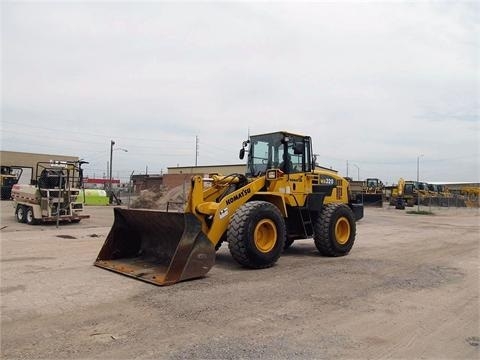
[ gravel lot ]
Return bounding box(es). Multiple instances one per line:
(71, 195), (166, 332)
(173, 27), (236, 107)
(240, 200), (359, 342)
(1, 201), (479, 359)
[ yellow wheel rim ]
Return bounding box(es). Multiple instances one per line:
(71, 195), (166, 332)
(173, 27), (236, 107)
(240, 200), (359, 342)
(254, 219), (277, 253)
(335, 217), (351, 245)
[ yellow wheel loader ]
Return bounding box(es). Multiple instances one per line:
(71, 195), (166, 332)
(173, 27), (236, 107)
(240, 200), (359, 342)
(95, 131), (363, 286)
(361, 178), (385, 207)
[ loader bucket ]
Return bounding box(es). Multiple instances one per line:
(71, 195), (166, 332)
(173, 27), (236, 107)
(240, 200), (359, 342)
(94, 208), (215, 286)
(362, 193), (384, 207)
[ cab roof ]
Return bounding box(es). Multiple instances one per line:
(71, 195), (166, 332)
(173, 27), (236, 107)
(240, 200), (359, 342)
(250, 131), (310, 139)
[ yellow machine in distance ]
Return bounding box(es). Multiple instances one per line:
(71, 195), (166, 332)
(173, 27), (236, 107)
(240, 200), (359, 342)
(1, 166), (22, 200)
(95, 131), (363, 286)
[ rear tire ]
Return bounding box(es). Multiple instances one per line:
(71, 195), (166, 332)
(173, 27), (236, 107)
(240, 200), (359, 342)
(25, 207), (38, 225)
(228, 201), (285, 268)
(314, 203), (356, 256)
(15, 205), (26, 223)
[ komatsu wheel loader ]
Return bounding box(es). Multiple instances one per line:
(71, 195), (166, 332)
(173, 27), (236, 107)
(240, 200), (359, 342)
(95, 131), (363, 286)
(361, 178), (385, 207)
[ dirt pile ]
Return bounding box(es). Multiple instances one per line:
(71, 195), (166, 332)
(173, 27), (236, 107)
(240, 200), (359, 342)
(131, 184), (190, 210)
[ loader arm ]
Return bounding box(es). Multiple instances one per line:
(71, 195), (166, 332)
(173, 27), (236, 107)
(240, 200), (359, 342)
(188, 175), (267, 246)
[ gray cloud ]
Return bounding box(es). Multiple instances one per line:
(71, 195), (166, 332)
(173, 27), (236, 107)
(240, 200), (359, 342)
(1, 1), (478, 183)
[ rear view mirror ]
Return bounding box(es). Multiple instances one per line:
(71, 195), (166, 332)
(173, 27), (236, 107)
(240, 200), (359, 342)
(239, 140), (250, 160)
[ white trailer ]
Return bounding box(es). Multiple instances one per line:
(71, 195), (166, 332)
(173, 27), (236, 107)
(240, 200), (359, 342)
(11, 161), (89, 225)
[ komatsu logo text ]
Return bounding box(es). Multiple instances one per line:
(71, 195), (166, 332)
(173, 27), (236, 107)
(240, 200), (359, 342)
(226, 188), (251, 205)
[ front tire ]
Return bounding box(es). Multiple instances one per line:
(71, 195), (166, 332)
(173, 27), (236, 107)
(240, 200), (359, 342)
(314, 203), (356, 256)
(228, 201), (285, 268)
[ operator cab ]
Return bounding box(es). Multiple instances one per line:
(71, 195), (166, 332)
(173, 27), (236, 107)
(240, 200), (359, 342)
(240, 131), (312, 177)
(366, 178), (379, 188)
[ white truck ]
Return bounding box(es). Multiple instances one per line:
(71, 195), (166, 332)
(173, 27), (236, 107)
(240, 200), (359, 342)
(12, 160), (89, 225)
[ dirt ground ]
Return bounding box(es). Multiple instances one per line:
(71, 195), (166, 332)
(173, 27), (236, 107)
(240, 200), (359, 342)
(1, 200), (479, 359)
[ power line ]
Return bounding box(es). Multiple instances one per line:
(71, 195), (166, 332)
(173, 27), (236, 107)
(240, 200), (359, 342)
(2, 120), (194, 145)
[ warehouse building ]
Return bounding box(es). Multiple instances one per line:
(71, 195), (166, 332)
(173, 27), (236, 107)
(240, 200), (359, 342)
(0, 150), (79, 184)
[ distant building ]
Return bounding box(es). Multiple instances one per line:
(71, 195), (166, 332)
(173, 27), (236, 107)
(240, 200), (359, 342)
(0, 150), (79, 184)
(84, 178), (121, 189)
(131, 174), (164, 194)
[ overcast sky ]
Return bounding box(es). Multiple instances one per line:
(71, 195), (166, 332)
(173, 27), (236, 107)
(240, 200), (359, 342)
(2, 1), (479, 184)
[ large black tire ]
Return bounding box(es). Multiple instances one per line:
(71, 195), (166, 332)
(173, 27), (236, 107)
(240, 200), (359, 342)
(228, 201), (286, 268)
(395, 202), (405, 210)
(15, 205), (27, 223)
(314, 203), (356, 257)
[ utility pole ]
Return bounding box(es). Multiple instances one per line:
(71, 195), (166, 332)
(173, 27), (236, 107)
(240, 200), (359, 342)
(195, 136), (199, 166)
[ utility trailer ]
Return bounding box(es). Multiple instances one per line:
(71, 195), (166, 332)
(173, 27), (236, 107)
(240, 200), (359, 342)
(12, 160), (89, 225)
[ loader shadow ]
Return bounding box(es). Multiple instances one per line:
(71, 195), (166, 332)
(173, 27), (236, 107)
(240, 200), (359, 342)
(213, 251), (243, 271)
(32, 221), (84, 228)
(282, 244), (321, 257)
(213, 241), (321, 271)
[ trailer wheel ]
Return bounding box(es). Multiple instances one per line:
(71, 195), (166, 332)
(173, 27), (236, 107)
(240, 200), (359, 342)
(228, 201), (285, 268)
(25, 207), (38, 225)
(314, 203), (356, 256)
(15, 205), (27, 223)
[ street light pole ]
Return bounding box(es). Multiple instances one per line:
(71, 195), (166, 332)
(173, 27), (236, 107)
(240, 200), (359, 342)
(352, 163), (360, 181)
(109, 140), (115, 193)
(108, 141), (128, 204)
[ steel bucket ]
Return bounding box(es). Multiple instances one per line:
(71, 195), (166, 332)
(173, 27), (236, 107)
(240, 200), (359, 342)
(94, 208), (215, 286)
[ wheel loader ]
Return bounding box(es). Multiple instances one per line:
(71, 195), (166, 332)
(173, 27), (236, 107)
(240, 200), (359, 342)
(95, 131), (363, 286)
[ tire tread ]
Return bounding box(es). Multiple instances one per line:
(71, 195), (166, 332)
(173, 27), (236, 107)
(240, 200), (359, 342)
(228, 201), (285, 268)
(314, 203), (356, 257)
